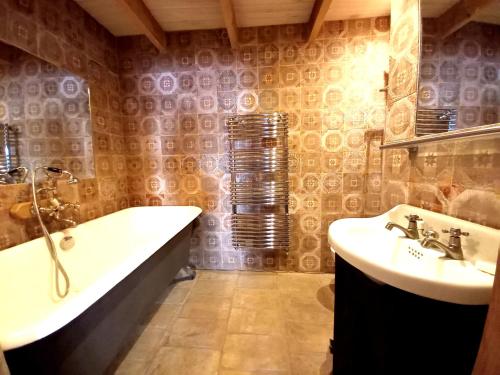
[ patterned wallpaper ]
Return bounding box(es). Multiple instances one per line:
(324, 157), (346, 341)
(382, 0), (500, 229)
(419, 20), (500, 129)
(118, 19), (390, 272)
(0, 0), (497, 272)
(0, 44), (94, 178)
(381, 0), (420, 213)
(0, 0), (128, 250)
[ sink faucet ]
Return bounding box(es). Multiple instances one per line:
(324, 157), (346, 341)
(385, 214), (422, 239)
(421, 228), (468, 260)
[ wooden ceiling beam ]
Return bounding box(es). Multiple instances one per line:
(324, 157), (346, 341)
(306, 0), (334, 43)
(438, 0), (497, 39)
(114, 0), (167, 52)
(220, 0), (239, 49)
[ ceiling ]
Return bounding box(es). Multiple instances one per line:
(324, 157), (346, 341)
(420, 0), (460, 18)
(74, 0), (144, 35)
(74, 0), (391, 36)
(469, 1), (500, 25)
(74, 0), (500, 39)
(325, 0), (391, 21)
(421, 0), (500, 25)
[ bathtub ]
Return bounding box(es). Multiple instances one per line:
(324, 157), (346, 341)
(0, 205), (201, 374)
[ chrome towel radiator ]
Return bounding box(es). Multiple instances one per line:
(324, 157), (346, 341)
(416, 107), (457, 136)
(0, 123), (21, 182)
(227, 113), (290, 255)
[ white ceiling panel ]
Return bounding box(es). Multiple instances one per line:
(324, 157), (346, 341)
(325, 0), (391, 21)
(420, 0), (460, 18)
(76, 0), (498, 38)
(74, 0), (143, 36)
(144, 0), (225, 31)
(233, 0), (315, 28)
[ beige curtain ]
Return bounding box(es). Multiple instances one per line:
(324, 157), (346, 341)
(0, 348), (10, 375)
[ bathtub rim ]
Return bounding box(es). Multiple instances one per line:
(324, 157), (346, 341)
(0, 205), (201, 350)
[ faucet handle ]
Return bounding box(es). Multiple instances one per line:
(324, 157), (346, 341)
(60, 202), (80, 211)
(422, 230), (438, 239)
(405, 214), (422, 222)
(442, 228), (469, 237)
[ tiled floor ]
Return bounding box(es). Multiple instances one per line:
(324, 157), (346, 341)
(113, 271), (334, 375)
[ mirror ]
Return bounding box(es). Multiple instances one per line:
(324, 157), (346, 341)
(0, 40), (93, 184)
(417, 0), (500, 136)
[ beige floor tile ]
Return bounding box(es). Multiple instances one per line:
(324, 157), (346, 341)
(315, 284), (334, 312)
(221, 334), (290, 372)
(145, 303), (180, 329)
(233, 289), (281, 310)
(190, 279), (236, 297)
(286, 321), (333, 354)
(290, 352), (333, 375)
(228, 307), (285, 336)
(278, 272), (324, 285)
(219, 371), (289, 375)
(179, 294), (232, 319)
(147, 347), (220, 375)
(123, 326), (166, 362)
(113, 271), (335, 374)
(277, 273), (323, 298)
(198, 270), (240, 281)
(114, 357), (150, 375)
(163, 317), (227, 349)
(280, 296), (332, 325)
(170, 278), (198, 289)
(237, 273), (277, 289)
(316, 274), (335, 287)
(156, 284), (191, 305)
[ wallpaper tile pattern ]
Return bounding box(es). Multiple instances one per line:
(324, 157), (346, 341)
(0, 0), (497, 273)
(0, 46), (94, 178)
(419, 20), (500, 129)
(382, 0), (500, 230)
(118, 19), (390, 272)
(381, 0), (420, 215)
(0, 0), (128, 250)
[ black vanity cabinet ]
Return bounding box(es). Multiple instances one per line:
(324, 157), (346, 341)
(332, 255), (488, 375)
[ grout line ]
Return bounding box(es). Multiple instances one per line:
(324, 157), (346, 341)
(277, 276), (295, 375)
(140, 270), (333, 374)
(216, 271), (238, 373)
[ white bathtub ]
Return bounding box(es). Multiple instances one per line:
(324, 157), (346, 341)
(0, 205), (201, 351)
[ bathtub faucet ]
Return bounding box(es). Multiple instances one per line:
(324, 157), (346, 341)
(34, 166), (81, 228)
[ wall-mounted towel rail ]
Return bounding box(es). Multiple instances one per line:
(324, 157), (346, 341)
(0, 123), (21, 183)
(416, 107), (457, 136)
(227, 113), (290, 254)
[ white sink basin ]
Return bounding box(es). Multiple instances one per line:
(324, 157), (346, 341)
(328, 204), (499, 305)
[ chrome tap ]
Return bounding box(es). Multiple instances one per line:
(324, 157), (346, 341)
(385, 214), (422, 239)
(421, 228), (468, 260)
(37, 199), (80, 227)
(33, 166), (80, 228)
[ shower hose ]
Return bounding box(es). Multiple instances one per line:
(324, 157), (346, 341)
(31, 169), (70, 298)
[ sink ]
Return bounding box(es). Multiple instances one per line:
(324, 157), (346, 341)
(328, 204), (499, 305)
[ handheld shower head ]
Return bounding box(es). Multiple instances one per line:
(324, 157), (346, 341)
(39, 166), (80, 185)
